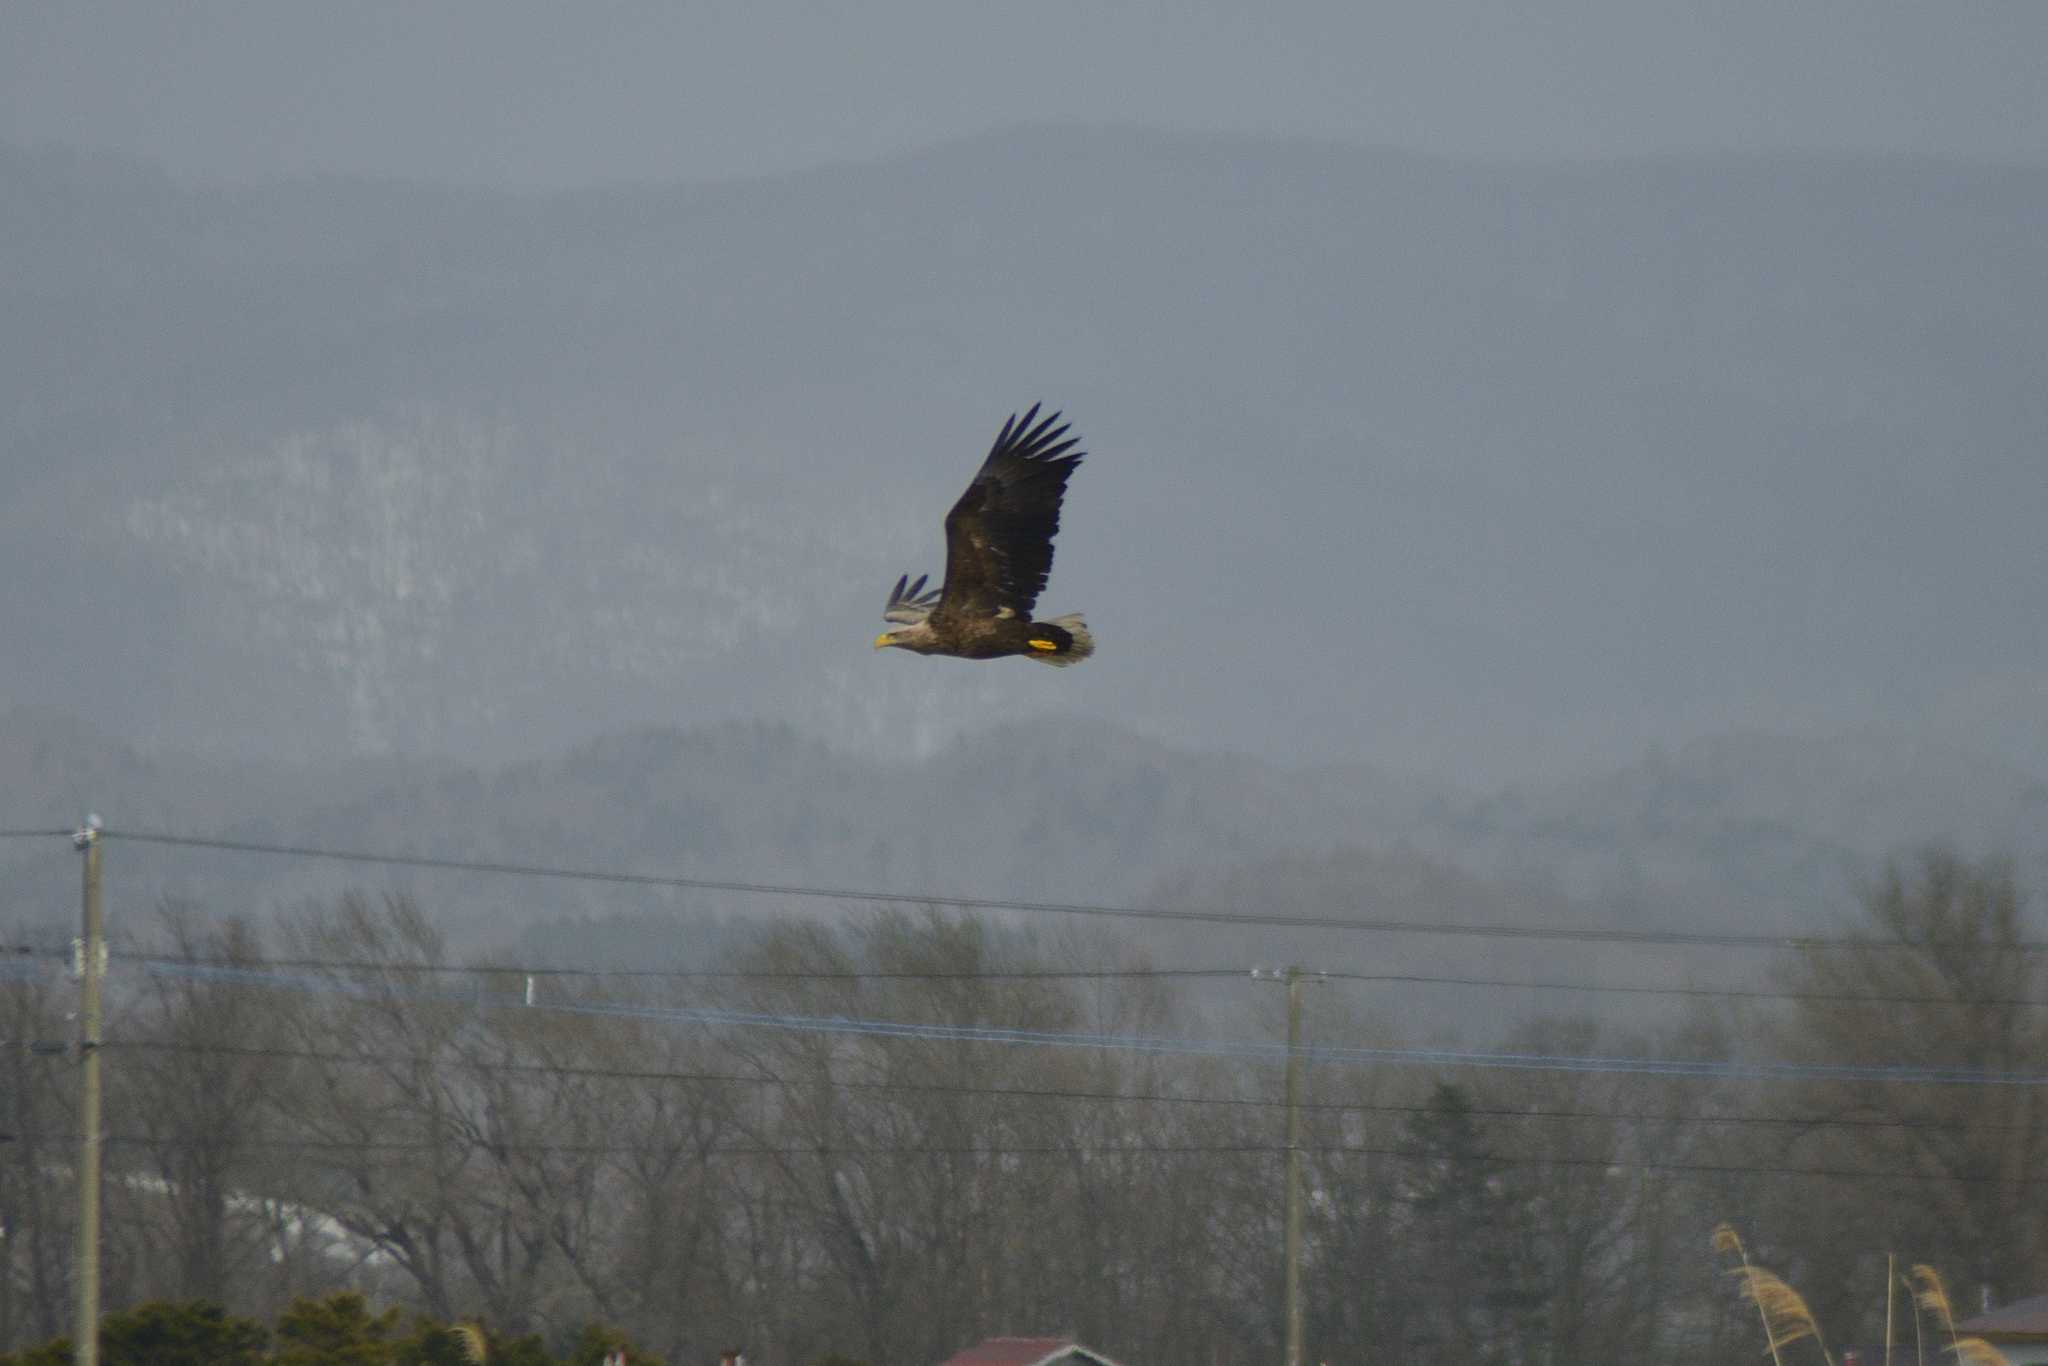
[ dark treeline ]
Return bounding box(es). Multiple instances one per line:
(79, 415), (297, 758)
(3, 849), (2043, 1365)
(0, 1292), (644, 1365)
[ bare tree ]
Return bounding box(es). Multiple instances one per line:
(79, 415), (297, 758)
(1770, 848), (2048, 1332)
(582, 1013), (737, 1366)
(268, 894), (483, 1321)
(116, 906), (286, 1310)
(0, 957), (72, 1351)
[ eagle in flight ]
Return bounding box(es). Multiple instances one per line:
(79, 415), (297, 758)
(874, 404), (1095, 666)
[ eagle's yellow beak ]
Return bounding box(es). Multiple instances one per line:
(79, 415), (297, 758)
(874, 633), (893, 649)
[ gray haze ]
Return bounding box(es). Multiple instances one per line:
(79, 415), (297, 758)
(6, 5), (2048, 786)
(4, 6), (2048, 966)
(8, 15), (2048, 1360)
(5, 705), (2044, 1045)
(5, 2), (2048, 187)
(3, 129), (2046, 784)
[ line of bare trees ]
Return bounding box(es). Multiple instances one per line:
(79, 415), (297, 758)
(3, 848), (2042, 1365)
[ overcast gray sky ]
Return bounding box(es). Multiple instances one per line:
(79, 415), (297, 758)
(5, 1), (2046, 186)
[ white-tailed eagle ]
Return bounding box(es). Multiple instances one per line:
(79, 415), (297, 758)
(874, 405), (1094, 666)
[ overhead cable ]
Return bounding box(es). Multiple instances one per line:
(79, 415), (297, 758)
(100, 827), (2048, 952)
(138, 958), (2048, 1087)
(14, 1130), (2040, 1184)
(118, 950), (2048, 1008)
(110, 1037), (2041, 1136)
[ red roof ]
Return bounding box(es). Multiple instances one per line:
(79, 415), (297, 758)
(937, 1337), (1124, 1366)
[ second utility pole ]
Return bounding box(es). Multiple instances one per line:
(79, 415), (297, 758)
(74, 814), (104, 1366)
(1283, 967), (1305, 1366)
(1253, 964), (1314, 1366)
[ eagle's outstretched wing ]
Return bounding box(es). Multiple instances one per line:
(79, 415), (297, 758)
(934, 404), (1084, 623)
(881, 573), (942, 624)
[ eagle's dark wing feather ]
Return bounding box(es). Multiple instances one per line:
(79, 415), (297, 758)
(935, 404), (1084, 622)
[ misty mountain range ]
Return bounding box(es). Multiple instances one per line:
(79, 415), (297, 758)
(5, 125), (2046, 1012)
(4, 126), (2045, 784)
(4, 705), (2042, 998)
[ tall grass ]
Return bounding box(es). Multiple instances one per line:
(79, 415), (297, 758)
(1908, 1264), (2009, 1366)
(1712, 1227), (2011, 1366)
(1715, 1224), (1833, 1366)
(453, 1321), (489, 1363)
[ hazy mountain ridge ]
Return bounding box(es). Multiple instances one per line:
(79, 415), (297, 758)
(4, 129), (2045, 779)
(207, 715), (1457, 916)
(4, 707), (2041, 962)
(1441, 730), (2048, 919)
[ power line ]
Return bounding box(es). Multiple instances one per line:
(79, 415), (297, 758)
(0, 1045), (71, 1059)
(118, 951), (2048, 1009)
(135, 958), (2048, 1087)
(103, 827), (2048, 952)
(0, 829), (78, 840)
(16, 1130), (2042, 1185)
(1321, 970), (2048, 1010)
(120, 952), (1242, 983)
(109, 1037), (2041, 1136)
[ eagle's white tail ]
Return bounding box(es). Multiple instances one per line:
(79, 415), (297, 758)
(1031, 613), (1095, 667)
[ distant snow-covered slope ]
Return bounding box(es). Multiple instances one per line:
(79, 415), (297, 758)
(3, 132), (2045, 779)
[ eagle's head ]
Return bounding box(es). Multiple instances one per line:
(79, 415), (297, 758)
(874, 623), (938, 653)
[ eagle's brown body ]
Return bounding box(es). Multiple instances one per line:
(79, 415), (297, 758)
(875, 406), (1095, 667)
(882, 609), (1089, 661)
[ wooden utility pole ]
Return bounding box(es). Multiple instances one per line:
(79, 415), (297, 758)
(1885, 1253), (1896, 1366)
(1284, 967), (1305, 1366)
(73, 814), (103, 1366)
(1253, 965), (1318, 1366)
